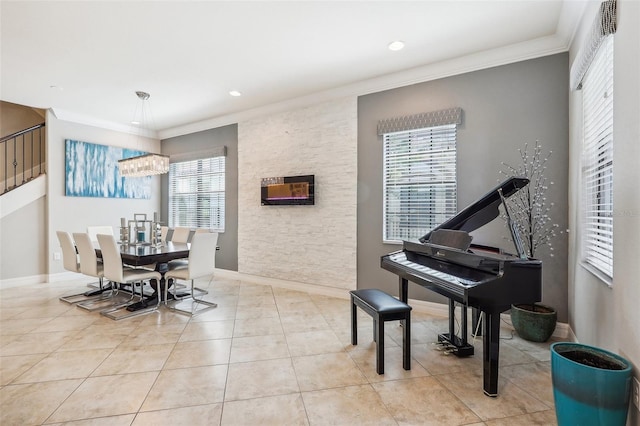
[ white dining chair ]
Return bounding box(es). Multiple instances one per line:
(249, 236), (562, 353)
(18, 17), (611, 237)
(97, 233), (163, 319)
(170, 226), (191, 243)
(57, 230), (108, 304)
(164, 231), (218, 316)
(87, 226), (114, 242)
(57, 231), (79, 274)
(73, 232), (126, 312)
(168, 228), (217, 297)
(74, 233), (105, 288)
(82, 226), (115, 290)
(166, 226), (192, 272)
(57, 231), (86, 304)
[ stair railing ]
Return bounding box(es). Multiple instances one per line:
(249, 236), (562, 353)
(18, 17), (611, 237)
(1, 122), (46, 194)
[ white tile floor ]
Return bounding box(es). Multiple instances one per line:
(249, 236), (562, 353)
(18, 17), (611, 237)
(0, 277), (559, 425)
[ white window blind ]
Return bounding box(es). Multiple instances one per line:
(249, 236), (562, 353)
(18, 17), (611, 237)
(581, 35), (614, 280)
(383, 124), (457, 243)
(169, 156), (225, 231)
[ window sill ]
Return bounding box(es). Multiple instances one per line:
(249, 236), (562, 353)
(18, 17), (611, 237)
(579, 261), (613, 288)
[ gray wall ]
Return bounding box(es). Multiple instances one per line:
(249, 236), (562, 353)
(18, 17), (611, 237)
(357, 53), (570, 322)
(0, 196), (46, 279)
(161, 124), (238, 272)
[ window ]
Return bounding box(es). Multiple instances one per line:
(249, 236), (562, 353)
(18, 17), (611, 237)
(383, 124), (457, 243)
(581, 36), (614, 280)
(169, 156), (225, 231)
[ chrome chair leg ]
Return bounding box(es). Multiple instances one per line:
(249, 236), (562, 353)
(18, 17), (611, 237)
(166, 276), (217, 316)
(59, 278), (111, 304)
(100, 280), (160, 321)
(76, 281), (132, 312)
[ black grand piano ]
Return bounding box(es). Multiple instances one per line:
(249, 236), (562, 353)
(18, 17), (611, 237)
(380, 177), (542, 397)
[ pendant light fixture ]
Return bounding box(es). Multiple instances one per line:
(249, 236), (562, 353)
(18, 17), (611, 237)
(118, 91), (170, 177)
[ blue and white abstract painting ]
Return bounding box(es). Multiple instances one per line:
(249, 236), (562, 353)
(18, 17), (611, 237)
(65, 139), (151, 199)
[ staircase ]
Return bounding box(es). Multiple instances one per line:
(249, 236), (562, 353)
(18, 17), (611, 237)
(1, 122), (46, 195)
(0, 173), (46, 219)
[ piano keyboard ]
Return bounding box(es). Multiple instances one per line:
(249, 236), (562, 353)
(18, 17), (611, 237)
(387, 251), (491, 293)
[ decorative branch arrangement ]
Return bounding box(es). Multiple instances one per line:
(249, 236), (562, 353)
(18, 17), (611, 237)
(499, 141), (559, 258)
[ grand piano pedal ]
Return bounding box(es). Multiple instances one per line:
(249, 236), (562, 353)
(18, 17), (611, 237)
(432, 341), (458, 356)
(438, 333), (474, 357)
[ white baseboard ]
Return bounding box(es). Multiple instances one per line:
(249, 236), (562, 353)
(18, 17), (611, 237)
(215, 270), (458, 312)
(0, 271), (87, 290)
(214, 268), (576, 341)
(0, 274), (48, 289)
(499, 312), (573, 340)
(47, 271), (87, 283)
(564, 324), (578, 342)
(214, 269), (353, 300)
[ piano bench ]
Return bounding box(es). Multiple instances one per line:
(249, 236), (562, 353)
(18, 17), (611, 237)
(350, 288), (412, 374)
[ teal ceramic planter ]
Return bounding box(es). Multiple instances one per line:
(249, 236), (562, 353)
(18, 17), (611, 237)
(510, 303), (557, 342)
(551, 342), (632, 426)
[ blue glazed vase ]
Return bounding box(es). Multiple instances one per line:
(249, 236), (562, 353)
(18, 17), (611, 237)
(551, 342), (632, 426)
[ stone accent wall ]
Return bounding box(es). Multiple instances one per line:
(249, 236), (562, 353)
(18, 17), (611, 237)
(238, 97), (357, 290)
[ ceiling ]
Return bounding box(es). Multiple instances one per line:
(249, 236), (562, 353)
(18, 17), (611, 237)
(1, 1), (585, 139)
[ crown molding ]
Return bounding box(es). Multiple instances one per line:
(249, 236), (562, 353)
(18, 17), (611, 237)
(556, 0), (590, 50)
(51, 107), (158, 139)
(159, 30), (576, 140)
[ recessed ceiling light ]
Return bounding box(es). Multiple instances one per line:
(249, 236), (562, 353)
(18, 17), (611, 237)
(229, 90), (242, 97)
(388, 41), (405, 51)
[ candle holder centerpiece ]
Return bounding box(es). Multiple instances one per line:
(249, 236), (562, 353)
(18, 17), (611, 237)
(119, 212), (163, 247)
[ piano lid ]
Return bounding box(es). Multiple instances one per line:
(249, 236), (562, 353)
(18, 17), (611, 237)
(419, 176), (529, 243)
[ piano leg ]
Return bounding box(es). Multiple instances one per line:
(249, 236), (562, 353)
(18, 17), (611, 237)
(482, 311), (501, 397)
(351, 298), (358, 345)
(448, 299), (456, 341)
(376, 317), (385, 374)
(402, 314), (411, 370)
(399, 277), (409, 303)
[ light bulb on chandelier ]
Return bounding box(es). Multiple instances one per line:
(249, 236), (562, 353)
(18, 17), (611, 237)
(118, 91), (170, 177)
